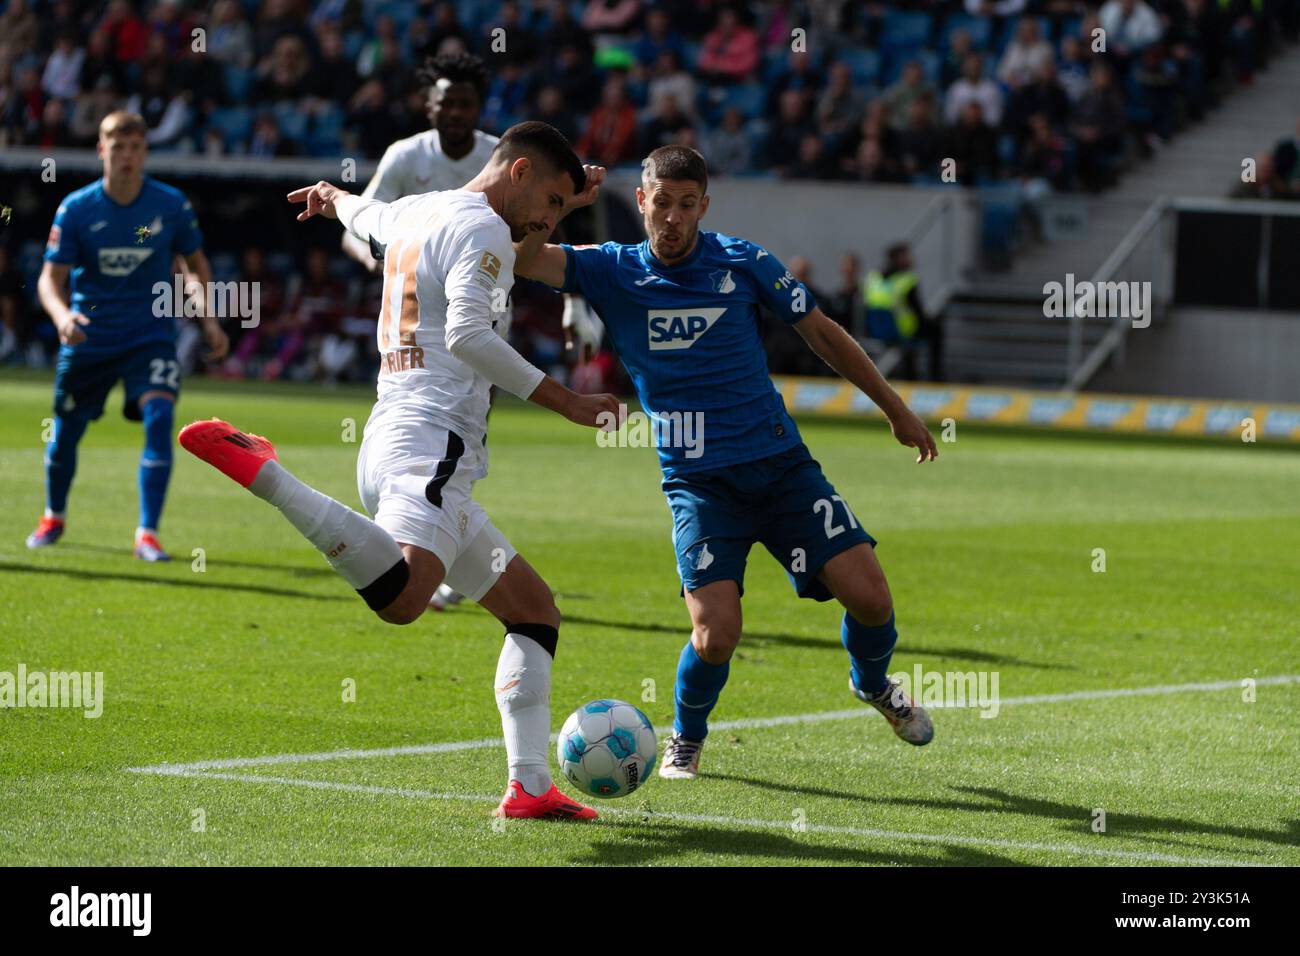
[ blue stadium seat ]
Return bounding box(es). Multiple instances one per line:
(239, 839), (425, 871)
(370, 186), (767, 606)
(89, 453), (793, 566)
(208, 106), (253, 148)
(272, 103), (309, 143)
(880, 11), (932, 53)
(223, 66), (254, 103)
(344, 30), (365, 60)
(838, 49), (880, 86)
(942, 13), (993, 51)
(718, 83), (764, 121)
(209, 252), (238, 283)
(305, 104), (345, 157)
(994, 16), (1053, 57)
(880, 49), (938, 87)
(267, 252), (295, 276)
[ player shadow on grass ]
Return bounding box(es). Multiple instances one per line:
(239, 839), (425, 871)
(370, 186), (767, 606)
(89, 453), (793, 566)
(706, 777), (1289, 857)
(0, 559), (350, 602)
(65, 542), (337, 578)
(567, 820), (1026, 866)
(562, 612), (1074, 670)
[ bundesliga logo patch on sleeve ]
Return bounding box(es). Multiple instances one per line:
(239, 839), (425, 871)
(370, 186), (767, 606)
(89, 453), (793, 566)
(478, 251), (501, 280)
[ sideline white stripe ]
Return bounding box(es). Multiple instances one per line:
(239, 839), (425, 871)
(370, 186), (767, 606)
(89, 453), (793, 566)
(126, 674), (1299, 775)
(166, 769), (1267, 867)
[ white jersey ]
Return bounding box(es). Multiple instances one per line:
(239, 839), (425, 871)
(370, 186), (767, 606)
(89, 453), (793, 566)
(362, 129), (499, 202)
(340, 189), (535, 471)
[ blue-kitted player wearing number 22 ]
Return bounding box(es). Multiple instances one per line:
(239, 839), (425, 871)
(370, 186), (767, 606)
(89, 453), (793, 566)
(28, 110), (228, 560)
(514, 145), (941, 779)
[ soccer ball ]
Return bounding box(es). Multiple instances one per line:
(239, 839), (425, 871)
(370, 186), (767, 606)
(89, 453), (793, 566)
(557, 699), (657, 799)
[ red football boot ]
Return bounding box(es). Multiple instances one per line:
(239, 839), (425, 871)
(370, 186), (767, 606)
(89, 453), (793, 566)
(178, 418), (278, 488)
(494, 780), (598, 821)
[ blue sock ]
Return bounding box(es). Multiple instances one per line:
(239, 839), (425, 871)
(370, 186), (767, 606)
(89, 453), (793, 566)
(45, 411), (91, 514)
(841, 611), (898, 696)
(673, 640), (730, 742)
(138, 398), (174, 531)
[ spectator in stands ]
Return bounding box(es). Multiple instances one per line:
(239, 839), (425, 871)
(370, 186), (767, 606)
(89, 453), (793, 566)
(941, 28), (975, 90)
(1232, 150), (1293, 200)
(998, 17), (1055, 90)
(697, 7), (760, 85)
(1069, 61), (1126, 191)
(947, 101), (1000, 186)
(789, 133), (842, 180)
(766, 49), (823, 114)
(35, 97), (72, 149)
(642, 91), (693, 150)
(1004, 61), (1069, 141)
(541, 43), (598, 114)
(345, 77), (397, 159)
(582, 0), (643, 40)
(0, 245), (26, 365)
(495, 2), (540, 69)
(646, 49), (697, 123)
(1, 64), (43, 145)
(41, 31), (84, 103)
(840, 100), (901, 179)
(313, 23), (361, 105)
(1057, 36), (1092, 103)
(543, 0), (593, 58)
(99, 0), (150, 65)
(576, 71), (639, 164)
(0, 0), (40, 62)
(147, 0), (197, 58)
(945, 54), (1002, 127)
(823, 252), (863, 334)
(208, 0), (255, 71)
(706, 105), (752, 175)
(765, 88), (815, 176)
(634, 7), (686, 67)
(965, 0), (1028, 15)
(1132, 41), (1180, 149)
(126, 63), (192, 149)
(482, 62), (533, 132)
(1017, 111), (1070, 215)
(898, 92), (946, 179)
(883, 60), (935, 132)
(255, 34), (314, 104)
(249, 111), (294, 157)
(252, 0), (312, 61)
(1098, 0), (1165, 62)
(69, 74), (121, 147)
(817, 60), (867, 145)
(533, 84), (579, 143)
(79, 34), (122, 100)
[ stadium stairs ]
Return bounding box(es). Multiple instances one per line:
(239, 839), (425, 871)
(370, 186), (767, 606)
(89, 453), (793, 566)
(942, 42), (1300, 389)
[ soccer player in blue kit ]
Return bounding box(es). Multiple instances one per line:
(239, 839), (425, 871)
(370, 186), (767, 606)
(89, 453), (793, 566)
(28, 111), (228, 560)
(514, 145), (940, 779)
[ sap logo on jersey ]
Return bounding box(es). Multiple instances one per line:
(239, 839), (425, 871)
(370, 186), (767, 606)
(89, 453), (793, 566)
(98, 247), (154, 276)
(648, 308), (725, 351)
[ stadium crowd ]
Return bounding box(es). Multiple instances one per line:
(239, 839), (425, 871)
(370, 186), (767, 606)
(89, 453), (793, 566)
(2, 0), (1298, 380)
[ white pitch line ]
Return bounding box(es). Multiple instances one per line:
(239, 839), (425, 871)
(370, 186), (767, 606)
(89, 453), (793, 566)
(125, 674), (1300, 776)
(166, 769), (1266, 867)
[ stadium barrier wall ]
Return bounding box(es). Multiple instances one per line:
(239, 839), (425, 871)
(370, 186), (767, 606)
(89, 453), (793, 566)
(773, 376), (1300, 444)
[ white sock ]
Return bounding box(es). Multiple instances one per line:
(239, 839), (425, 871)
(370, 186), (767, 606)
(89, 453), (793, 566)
(495, 631), (555, 797)
(248, 459), (403, 592)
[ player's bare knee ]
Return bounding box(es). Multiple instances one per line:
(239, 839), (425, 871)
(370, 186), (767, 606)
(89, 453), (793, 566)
(847, 587), (892, 626)
(692, 619), (739, 664)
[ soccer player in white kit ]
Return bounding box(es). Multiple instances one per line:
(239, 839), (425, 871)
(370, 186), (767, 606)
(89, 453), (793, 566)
(343, 52), (602, 611)
(180, 123), (617, 820)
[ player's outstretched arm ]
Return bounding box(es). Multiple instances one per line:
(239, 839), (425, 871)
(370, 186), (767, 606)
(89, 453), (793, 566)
(794, 308), (938, 463)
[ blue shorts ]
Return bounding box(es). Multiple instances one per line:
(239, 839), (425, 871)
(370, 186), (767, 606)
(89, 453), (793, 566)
(53, 340), (180, 422)
(663, 443), (875, 601)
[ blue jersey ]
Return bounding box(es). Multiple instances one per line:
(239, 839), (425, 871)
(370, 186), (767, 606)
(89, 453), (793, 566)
(559, 231), (817, 477)
(44, 176), (203, 354)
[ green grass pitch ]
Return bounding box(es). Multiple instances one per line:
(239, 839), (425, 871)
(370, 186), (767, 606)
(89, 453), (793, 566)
(0, 372), (1296, 866)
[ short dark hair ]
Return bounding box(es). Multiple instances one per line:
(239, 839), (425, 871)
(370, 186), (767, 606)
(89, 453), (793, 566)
(494, 121), (585, 195)
(641, 145), (708, 194)
(417, 51), (489, 100)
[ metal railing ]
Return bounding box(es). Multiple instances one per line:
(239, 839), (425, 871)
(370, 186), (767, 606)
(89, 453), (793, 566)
(1067, 196), (1300, 390)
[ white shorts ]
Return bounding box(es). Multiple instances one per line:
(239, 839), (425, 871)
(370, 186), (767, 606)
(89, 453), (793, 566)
(357, 417), (516, 602)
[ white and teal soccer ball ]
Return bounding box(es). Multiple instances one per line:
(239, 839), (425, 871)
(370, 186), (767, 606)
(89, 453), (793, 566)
(557, 699), (657, 799)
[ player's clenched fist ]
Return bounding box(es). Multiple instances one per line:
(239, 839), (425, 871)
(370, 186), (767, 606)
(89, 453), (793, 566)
(566, 391), (621, 430)
(287, 181), (349, 221)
